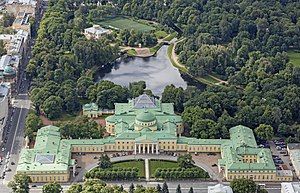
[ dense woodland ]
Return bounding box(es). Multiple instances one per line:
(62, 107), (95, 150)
(27, 0), (300, 142)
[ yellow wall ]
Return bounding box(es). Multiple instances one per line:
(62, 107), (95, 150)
(226, 172), (277, 182)
(18, 172), (69, 183)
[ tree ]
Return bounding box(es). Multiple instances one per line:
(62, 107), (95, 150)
(98, 154), (111, 169)
(42, 182), (62, 193)
(178, 154), (195, 169)
(162, 182), (169, 193)
(0, 40), (6, 56)
(42, 96), (63, 119)
(8, 174), (31, 193)
(230, 178), (257, 193)
(24, 112), (43, 141)
(66, 184), (82, 193)
(129, 183), (135, 193)
(176, 184), (181, 193)
(188, 187), (194, 193)
(255, 124), (274, 140)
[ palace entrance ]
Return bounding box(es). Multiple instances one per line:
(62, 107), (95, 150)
(134, 143), (159, 154)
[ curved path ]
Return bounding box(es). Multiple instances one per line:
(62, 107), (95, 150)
(72, 154), (222, 182)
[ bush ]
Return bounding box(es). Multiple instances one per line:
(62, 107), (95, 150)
(154, 167), (209, 179)
(85, 167), (139, 180)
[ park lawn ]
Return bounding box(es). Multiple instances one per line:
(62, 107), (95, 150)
(149, 160), (178, 177)
(99, 17), (155, 32)
(52, 112), (79, 122)
(287, 50), (300, 66)
(155, 30), (168, 39)
(113, 160), (145, 177)
(164, 32), (177, 41)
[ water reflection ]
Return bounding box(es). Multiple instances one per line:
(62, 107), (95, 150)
(97, 46), (194, 95)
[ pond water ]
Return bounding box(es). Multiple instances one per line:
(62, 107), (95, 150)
(97, 45), (204, 95)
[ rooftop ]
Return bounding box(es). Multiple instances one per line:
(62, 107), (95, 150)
(281, 182), (300, 193)
(208, 184), (233, 193)
(84, 25), (110, 36)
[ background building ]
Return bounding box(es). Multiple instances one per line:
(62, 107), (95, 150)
(281, 182), (300, 193)
(84, 25), (110, 39)
(287, 143), (300, 179)
(208, 184), (233, 193)
(0, 83), (10, 144)
(6, 0), (40, 18)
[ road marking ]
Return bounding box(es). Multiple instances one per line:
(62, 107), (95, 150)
(10, 105), (23, 154)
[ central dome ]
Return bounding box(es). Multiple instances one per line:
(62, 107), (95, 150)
(136, 110), (156, 122)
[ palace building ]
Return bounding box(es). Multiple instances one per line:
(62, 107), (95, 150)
(17, 94), (293, 182)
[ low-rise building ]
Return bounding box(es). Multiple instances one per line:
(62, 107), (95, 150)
(0, 83), (10, 144)
(17, 126), (76, 182)
(287, 143), (300, 179)
(0, 55), (18, 86)
(17, 94), (293, 182)
(82, 103), (114, 118)
(281, 182), (300, 193)
(12, 12), (31, 34)
(208, 184), (233, 193)
(6, 0), (40, 18)
(84, 25), (110, 39)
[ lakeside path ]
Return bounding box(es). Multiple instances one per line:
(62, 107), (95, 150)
(169, 38), (228, 86)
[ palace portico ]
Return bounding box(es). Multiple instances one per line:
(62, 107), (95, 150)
(134, 143), (159, 154)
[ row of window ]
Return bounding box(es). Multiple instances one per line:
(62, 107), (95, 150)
(31, 175), (66, 182)
(189, 146), (219, 151)
(228, 174), (275, 180)
(73, 146), (104, 152)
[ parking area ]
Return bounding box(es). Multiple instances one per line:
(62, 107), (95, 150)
(268, 139), (296, 177)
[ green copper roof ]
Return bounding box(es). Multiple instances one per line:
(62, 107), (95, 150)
(3, 65), (16, 76)
(83, 103), (99, 111)
(136, 109), (156, 122)
(218, 125), (276, 172)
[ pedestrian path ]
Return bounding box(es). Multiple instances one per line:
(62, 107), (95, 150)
(145, 158), (150, 181)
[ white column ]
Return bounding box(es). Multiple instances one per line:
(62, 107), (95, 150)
(138, 144), (141, 154)
(156, 144), (159, 154)
(151, 144), (154, 154)
(134, 144), (137, 155)
(147, 144), (150, 154)
(143, 144), (146, 154)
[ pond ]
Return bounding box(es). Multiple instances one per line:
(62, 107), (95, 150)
(97, 45), (205, 95)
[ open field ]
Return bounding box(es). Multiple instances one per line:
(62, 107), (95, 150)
(149, 160), (178, 177)
(288, 50), (300, 66)
(98, 17), (155, 32)
(113, 160), (145, 177)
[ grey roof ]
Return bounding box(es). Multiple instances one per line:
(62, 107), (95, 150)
(35, 154), (55, 164)
(133, 94), (157, 109)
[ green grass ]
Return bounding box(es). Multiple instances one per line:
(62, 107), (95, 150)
(127, 49), (137, 56)
(164, 32), (177, 42)
(52, 112), (79, 122)
(113, 160), (145, 177)
(98, 17), (155, 32)
(287, 50), (300, 66)
(149, 160), (178, 177)
(155, 30), (168, 39)
(167, 43), (187, 72)
(202, 75), (220, 84)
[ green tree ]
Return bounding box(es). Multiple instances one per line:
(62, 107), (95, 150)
(255, 124), (274, 140)
(66, 184), (82, 193)
(42, 96), (63, 119)
(0, 40), (6, 56)
(178, 154), (195, 169)
(42, 182), (62, 193)
(8, 174), (31, 193)
(230, 178), (257, 193)
(24, 112), (42, 141)
(98, 154), (111, 169)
